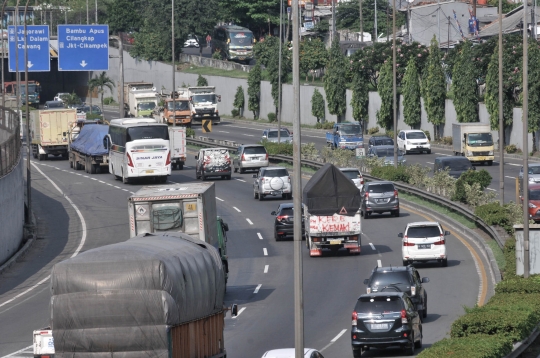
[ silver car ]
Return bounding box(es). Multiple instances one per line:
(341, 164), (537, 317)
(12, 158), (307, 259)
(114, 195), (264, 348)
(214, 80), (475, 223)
(233, 144), (269, 173)
(262, 128), (293, 143)
(360, 181), (400, 218)
(339, 167), (364, 191)
(367, 145), (406, 166)
(519, 163), (540, 184)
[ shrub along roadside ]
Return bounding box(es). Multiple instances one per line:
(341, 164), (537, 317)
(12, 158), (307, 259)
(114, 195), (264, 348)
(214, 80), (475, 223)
(416, 334), (513, 358)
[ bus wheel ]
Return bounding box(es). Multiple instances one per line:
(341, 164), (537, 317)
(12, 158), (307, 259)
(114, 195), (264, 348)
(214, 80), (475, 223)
(122, 170), (129, 184)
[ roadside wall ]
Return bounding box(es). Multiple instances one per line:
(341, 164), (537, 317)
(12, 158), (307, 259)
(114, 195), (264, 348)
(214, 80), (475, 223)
(104, 47), (534, 150)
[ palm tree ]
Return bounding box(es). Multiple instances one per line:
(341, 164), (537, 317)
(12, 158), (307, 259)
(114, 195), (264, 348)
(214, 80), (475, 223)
(88, 72), (115, 113)
(61, 92), (82, 108)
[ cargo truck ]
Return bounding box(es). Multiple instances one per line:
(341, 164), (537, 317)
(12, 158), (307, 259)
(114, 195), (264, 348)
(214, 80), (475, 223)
(326, 122), (364, 150)
(452, 123), (495, 165)
(30, 108), (77, 160)
(128, 182), (230, 283)
(123, 82), (159, 117)
(188, 86), (221, 125)
(156, 95), (192, 126)
(4, 80), (41, 107)
(169, 126), (186, 170)
(303, 163), (362, 257)
(48, 232), (235, 358)
(69, 124), (109, 174)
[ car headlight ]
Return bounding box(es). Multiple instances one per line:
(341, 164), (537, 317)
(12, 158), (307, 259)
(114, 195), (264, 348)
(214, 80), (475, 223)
(406, 141), (411, 145)
(467, 151), (473, 156)
(340, 138), (346, 142)
(530, 203), (537, 208)
(488, 151), (494, 155)
(530, 178), (536, 183)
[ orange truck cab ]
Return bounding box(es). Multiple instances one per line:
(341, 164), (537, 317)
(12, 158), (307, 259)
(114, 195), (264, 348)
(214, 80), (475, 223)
(163, 98), (191, 127)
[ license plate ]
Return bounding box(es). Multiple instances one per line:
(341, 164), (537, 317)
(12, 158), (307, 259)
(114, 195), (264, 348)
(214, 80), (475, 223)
(271, 191), (281, 195)
(376, 198), (387, 203)
(417, 146), (422, 148)
(329, 239), (341, 245)
(418, 244), (431, 249)
(251, 157), (258, 161)
(145, 170), (154, 174)
(371, 323), (388, 330)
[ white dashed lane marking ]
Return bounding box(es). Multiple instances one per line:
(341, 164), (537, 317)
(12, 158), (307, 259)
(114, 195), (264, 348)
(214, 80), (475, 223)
(216, 197), (224, 201)
(264, 265), (269, 273)
(246, 218), (253, 225)
(232, 307), (246, 319)
(377, 259), (382, 267)
(233, 207), (241, 212)
(257, 233), (264, 240)
(263, 248), (268, 256)
(254, 284), (262, 294)
(369, 243), (376, 250)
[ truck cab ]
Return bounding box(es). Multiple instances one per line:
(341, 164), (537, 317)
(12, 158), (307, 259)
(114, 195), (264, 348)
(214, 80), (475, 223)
(187, 87), (221, 124)
(162, 98), (191, 126)
(452, 123), (494, 165)
(326, 122), (364, 150)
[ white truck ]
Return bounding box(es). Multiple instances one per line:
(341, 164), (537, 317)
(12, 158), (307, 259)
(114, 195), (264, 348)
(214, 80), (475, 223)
(30, 108), (77, 160)
(187, 86), (221, 125)
(168, 126), (186, 170)
(303, 163), (362, 257)
(123, 82), (159, 118)
(452, 123), (495, 165)
(33, 328), (54, 358)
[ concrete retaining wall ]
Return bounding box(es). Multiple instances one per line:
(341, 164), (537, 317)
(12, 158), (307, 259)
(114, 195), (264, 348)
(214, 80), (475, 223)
(0, 152), (24, 265)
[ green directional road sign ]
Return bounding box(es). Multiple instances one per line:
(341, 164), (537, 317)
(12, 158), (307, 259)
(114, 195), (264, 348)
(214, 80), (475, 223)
(202, 120), (212, 133)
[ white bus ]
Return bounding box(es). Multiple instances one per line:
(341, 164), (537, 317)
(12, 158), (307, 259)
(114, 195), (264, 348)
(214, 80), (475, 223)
(106, 118), (171, 184)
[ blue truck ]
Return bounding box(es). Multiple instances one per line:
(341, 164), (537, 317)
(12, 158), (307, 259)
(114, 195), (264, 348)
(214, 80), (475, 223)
(326, 122), (364, 150)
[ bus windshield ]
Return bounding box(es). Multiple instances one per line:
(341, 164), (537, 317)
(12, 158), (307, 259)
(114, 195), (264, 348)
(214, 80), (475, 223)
(127, 126), (168, 141)
(192, 94), (217, 104)
(229, 32), (253, 46)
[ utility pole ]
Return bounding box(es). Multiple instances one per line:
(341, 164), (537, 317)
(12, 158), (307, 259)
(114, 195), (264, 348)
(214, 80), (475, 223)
(360, 0), (363, 41)
(374, 0), (378, 42)
(523, 0), (530, 278)
(119, 33), (124, 118)
(292, 1), (304, 357)
(498, 0), (504, 205)
(278, 0), (283, 143)
(95, 0), (98, 23)
(447, 16), (450, 50)
(172, 0), (175, 127)
(438, 0), (441, 43)
(24, 0), (31, 226)
(393, 0), (397, 168)
(332, 0), (336, 42)
(1, 0), (9, 108)
(386, 5), (389, 42)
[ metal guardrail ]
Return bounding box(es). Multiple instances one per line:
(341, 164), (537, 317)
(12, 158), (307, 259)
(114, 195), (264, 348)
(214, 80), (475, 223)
(0, 106), (21, 178)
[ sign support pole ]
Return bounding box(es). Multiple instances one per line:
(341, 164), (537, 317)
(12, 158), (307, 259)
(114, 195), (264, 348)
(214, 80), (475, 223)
(24, 0), (31, 226)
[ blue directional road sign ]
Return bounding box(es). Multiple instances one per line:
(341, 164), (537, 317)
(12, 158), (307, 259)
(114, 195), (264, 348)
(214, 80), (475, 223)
(8, 25), (50, 72)
(58, 25), (109, 71)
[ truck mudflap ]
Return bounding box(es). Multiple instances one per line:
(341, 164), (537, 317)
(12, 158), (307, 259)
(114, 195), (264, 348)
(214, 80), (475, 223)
(307, 235), (361, 257)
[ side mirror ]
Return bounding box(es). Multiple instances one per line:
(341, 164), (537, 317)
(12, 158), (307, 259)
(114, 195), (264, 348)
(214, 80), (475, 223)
(271, 211), (277, 215)
(421, 277), (430, 283)
(363, 279), (369, 285)
(223, 223), (229, 232)
(252, 174), (257, 178)
(62, 132), (67, 136)
(231, 304), (238, 318)
(445, 231), (450, 236)
(195, 155), (198, 159)
(398, 233), (403, 238)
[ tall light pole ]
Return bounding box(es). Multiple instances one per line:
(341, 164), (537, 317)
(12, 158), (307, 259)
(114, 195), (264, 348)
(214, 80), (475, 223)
(332, 0), (336, 42)
(292, 1), (304, 357)
(172, 0), (175, 127)
(1, 0), (9, 108)
(278, 0), (283, 143)
(374, 0), (378, 42)
(523, 0), (530, 278)
(360, 0), (363, 41)
(24, 0), (31, 226)
(393, 0), (397, 168)
(498, 0), (504, 205)
(95, 0), (97, 23)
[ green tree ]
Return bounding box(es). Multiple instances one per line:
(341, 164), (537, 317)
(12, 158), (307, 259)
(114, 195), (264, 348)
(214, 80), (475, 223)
(527, 41), (540, 152)
(324, 39), (347, 121)
(452, 41), (479, 123)
(350, 72), (369, 132)
(376, 59), (393, 130)
(105, 0), (142, 34)
(402, 57), (421, 128)
(311, 89), (325, 123)
(423, 36), (446, 139)
(61, 92), (82, 107)
(300, 39), (328, 81)
(335, 0), (405, 38)
(88, 72), (115, 113)
(444, 37), (496, 84)
(197, 74), (208, 86)
(247, 62), (262, 119)
(266, 39), (291, 112)
(233, 86), (245, 116)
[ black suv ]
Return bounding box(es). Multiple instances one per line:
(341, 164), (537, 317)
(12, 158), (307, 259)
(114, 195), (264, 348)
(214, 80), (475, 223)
(363, 266), (429, 319)
(271, 203), (305, 241)
(351, 292), (422, 356)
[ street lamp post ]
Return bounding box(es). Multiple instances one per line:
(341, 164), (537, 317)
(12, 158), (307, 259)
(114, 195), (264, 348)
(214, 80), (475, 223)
(278, 0), (283, 143)
(523, 0), (530, 278)
(1, 0), (9, 108)
(393, 0), (397, 168)
(24, 0), (31, 226)
(498, 0), (504, 205)
(172, 0), (175, 127)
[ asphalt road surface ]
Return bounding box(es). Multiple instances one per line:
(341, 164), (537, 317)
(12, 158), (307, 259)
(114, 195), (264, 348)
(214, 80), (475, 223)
(0, 143), (491, 357)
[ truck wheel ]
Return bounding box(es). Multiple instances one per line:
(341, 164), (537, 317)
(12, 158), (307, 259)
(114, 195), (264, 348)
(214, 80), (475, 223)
(487, 160), (493, 166)
(90, 163), (97, 174)
(258, 190), (264, 201)
(69, 157), (73, 168)
(178, 163), (184, 170)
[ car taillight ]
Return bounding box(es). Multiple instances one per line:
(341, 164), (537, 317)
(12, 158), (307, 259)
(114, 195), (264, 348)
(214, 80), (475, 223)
(403, 239), (415, 246)
(127, 153), (134, 167)
(394, 189), (399, 197)
(364, 192), (369, 199)
(434, 235), (445, 245)
(265, 153), (269, 160)
(411, 286), (416, 296)
(276, 215), (287, 222)
(401, 309), (408, 324)
(350, 235), (358, 241)
(352, 311), (358, 326)
(165, 151), (171, 166)
(241, 154), (246, 161)
(360, 178), (364, 184)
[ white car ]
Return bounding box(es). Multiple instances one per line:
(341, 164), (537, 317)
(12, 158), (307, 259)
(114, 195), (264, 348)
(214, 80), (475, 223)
(339, 167), (364, 191)
(261, 348), (325, 358)
(399, 221), (450, 267)
(53, 92), (69, 102)
(253, 167), (292, 200)
(397, 129), (431, 154)
(183, 38), (199, 48)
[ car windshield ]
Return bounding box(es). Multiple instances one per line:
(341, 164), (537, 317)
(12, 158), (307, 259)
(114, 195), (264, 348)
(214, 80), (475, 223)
(530, 190), (540, 200)
(192, 94), (217, 104)
(267, 130), (290, 138)
(340, 124), (361, 135)
(127, 126), (168, 141)
(341, 170), (360, 179)
(442, 160), (471, 171)
(244, 146), (267, 155)
(263, 169), (288, 177)
(167, 101), (189, 110)
(46, 102), (63, 108)
(368, 184), (395, 193)
(280, 208), (294, 216)
(406, 132), (426, 140)
(407, 226), (441, 238)
(528, 166), (540, 174)
(467, 133), (493, 147)
(371, 271), (412, 286)
(138, 102), (156, 111)
(229, 32), (253, 46)
(374, 138), (394, 146)
(355, 296), (402, 314)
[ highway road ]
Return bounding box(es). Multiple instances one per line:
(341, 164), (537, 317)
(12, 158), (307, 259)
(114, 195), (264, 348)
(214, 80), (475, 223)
(0, 140), (492, 357)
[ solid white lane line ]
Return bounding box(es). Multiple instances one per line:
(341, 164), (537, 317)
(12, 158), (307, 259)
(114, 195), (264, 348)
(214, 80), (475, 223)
(235, 178), (246, 183)
(369, 243), (376, 250)
(426, 162), (434, 165)
(233, 207), (241, 212)
(507, 163), (521, 166)
(257, 233), (264, 240)
(122, 189), (129, 192)
(486, 188), (497, 191)
(232, 307), (246, 319)
(216, 197), (224, 201)
(246, 218), (253, 225)
(263, 248), (268, 256)
(377, 259), (382, 267)
(254, 284), (262, 293)
(2, 345), (33, 357)
(331, 329), (348, 343)
(505, 176), (516, 179)
(264, 265), (269, 273)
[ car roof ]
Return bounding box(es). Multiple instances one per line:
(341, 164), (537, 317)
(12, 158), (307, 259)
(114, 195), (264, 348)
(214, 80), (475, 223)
(523, 163), (540, 168)
(400, 129), (425, 133)
(339, 167), (360, 172)
(371, 135), (392, 139)
(359, 292), (406, 299)
(261, 348), (316, 357)
(263, 166), (286, 171)
(242, 144), (266, 148)
(375, 266), (410, 273)
(366, 181), (393, 185)
(46, 100), (63, 104)
(406, 221), (440, 227)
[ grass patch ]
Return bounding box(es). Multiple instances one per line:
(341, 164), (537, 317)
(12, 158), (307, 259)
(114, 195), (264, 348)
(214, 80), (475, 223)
(486, 238), (506, 272)
(400, 192), (476, 229)
(277, 161), (318, 175)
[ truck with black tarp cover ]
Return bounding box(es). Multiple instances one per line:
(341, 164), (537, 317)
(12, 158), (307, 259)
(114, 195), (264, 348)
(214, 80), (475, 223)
(69, 123), (109, 174)
(50, 232), (227, 358)
(303, 163), (362, 257)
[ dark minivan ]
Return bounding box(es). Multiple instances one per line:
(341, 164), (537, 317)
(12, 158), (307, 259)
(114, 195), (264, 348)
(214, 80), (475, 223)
(434, 156), (475, 178)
